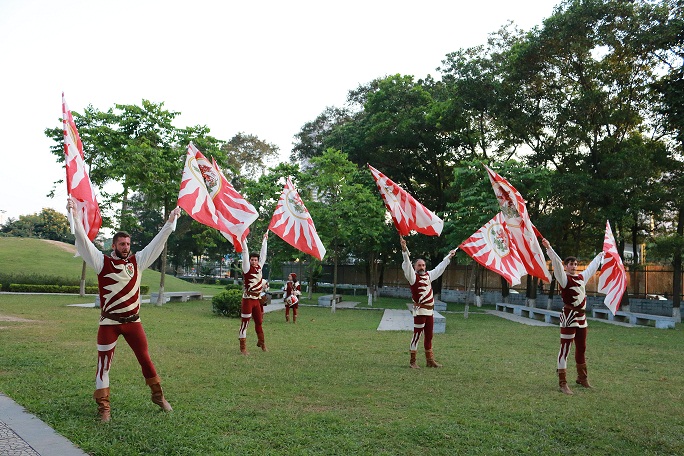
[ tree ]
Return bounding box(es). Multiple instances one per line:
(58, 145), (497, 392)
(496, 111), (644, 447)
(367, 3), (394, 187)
(221, 132), (279, 178)
(0, 208), (74, 242)
(301, 149), (388, 309)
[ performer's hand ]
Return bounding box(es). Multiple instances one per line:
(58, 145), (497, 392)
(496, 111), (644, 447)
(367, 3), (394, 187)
(448, 249), (457, 258)
(263, 231), (269, 240)
(541, 238), (550, 249)
(168, 206), (181, 223)
(400, 237), (407, 252)
(66, 197), (75, 213)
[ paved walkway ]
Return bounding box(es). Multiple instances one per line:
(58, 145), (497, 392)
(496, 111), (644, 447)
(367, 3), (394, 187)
(0, 393), (88, 456)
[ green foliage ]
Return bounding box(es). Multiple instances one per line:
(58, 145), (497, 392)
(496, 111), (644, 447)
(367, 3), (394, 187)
(223, 283), (242, 291)
(211, 289), (242, 317)
(7, 284), (100, 293)
(1, 208), (74, 242)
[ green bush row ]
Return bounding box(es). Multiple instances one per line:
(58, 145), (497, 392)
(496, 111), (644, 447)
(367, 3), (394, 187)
(0, 272), (97, 292)
(4, 284), (150, 294)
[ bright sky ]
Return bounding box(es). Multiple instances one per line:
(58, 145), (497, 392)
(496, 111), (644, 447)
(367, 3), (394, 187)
(0, 0), (560, 225)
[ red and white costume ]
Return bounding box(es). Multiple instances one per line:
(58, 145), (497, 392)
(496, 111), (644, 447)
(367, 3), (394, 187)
(284, 275), (301, 322)
(546, 246), (603, 369)
(239, 236), (268, 341)
(73, 214), (175, 390)
(402, 249), (452, 352)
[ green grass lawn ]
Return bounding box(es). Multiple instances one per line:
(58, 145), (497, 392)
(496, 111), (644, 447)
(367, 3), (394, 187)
(1, 237), (683, 455)
(1, 292), (682, 455)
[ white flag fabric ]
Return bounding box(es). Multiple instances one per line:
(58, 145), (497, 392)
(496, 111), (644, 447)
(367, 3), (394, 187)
(212, 157), (258, 248)
(62, 93), (102, 241)
(368, 164), (443, 236)
(177, 143), (257, 252)
(598, 221), (627, 315)
(484, 164), (551, 283)
(268, 177), (326, 260)
(459, 213), (528, 286)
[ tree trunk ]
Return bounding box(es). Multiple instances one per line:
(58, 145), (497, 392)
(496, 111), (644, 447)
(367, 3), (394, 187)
(501, 276), (509, 303)
(673, 206), (683, 321)
(332, 254), (338, 313)
(156, 206), (170, 306)
(79, 260), (87, 297)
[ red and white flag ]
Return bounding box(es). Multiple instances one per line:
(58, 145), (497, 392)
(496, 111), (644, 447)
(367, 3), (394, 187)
(368, 164), (443, 236)
(212, 157), (258, 249)
(268, 177), (326, 260)
(63, 93), (102, 241)
(459, 213), (528, 286)
(177, 143), (257, 252)
(598, 221), (627, 315)
(484, 165), (551, 283)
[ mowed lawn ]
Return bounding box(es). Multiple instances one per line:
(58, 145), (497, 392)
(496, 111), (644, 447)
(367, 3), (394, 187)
(0, 293), (682, 455)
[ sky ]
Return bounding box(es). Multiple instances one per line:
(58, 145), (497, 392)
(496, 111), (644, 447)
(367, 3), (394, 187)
(0, 0), (561, 225)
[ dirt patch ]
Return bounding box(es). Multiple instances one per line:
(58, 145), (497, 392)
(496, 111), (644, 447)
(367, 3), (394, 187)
(41, 239), (77, 254)
(0, 315), (35, 322)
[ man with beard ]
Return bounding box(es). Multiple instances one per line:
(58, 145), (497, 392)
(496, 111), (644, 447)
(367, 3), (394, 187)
(401, 237), (456, 369)
(67, 197), (180, 422)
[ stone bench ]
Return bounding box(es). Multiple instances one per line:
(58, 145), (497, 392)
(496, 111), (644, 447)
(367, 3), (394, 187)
(150, 291), (203, 303)
(270, 290), (285, 299)
(591, 308), (677, 329)
(496, 302), (560, 325)
(318, 294), (342, 306)
(405, 304), (446, 333)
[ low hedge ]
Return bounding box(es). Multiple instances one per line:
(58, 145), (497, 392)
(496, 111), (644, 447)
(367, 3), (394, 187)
(6, 284), (150, 294)
(212, 289), (243, 318)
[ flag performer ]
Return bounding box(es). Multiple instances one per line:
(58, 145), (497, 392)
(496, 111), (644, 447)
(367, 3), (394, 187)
(238, 231), (269, 355)
(67, 197), (180, 422)
(283, 272), (301, 323)
(541, 238), (604, 395)
(401, 236), (457, 369)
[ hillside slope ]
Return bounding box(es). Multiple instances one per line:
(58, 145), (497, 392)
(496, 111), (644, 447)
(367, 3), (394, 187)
(0, 237), (212, 293)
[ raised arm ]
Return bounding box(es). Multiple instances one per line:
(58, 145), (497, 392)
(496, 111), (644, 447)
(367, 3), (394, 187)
(135, 207), (181, 270)
(400, 237), (416, 285)
(583, 251), (605, 279)
(67, 197), (104, 273)
(428, 249), (457, 280)
(542, 239), (567, 288)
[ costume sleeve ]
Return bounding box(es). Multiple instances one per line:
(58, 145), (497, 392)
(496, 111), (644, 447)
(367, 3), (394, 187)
(402, 250), (416, 286)
(427, 255), (452, 280)
(582, 252), (604, 279)
(241, 239), (250, 274)
(135, 221), (175, 271)
(294, 284), (301, 296)
(545, 246), (567, 288)
(259, 236), (268, 267)
(72, 212), (104, 274)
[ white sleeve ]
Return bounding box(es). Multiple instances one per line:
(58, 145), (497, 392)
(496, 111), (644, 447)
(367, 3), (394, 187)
(546, 246), (567, 288)
(402, 251), (416, 285)
(241, 239), (250, 274)
(427, 255), (451, 280)
(134, 221), (175, 271)
(259, 236), (268, 267)
(583, 252), (604, 279)
(72, 212), (104, 274)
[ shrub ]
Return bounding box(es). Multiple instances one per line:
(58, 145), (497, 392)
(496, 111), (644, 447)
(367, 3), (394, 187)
(212, 289), (242, 317)
(224, 283), (242, 291)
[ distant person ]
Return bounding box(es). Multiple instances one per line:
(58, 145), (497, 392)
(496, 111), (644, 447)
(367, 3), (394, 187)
(67, 197), (179, 422)
(239, 232), (269, 355)
(401, 236), (456, 369)
(542, 238), (603, 395)
(284, 273), (301, 323)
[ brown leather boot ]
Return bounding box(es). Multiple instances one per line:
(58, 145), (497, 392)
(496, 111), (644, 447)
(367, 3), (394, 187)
(256, 333), (268, 352)
(93, 387), (111, 422)
(240, 338), (249, 355)
(409, 350), (420, 369)
(575, 363), (593, 388)
(146, 376), (172, 411)
(425, 349), (442, 368)
(558, 369), (574, 395)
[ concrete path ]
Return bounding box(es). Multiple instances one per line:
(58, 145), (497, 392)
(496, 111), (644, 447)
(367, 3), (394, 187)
(0, 393), (88, 456)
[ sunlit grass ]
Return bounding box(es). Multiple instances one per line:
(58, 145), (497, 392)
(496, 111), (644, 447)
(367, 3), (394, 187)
(0, 293), (682, 455)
